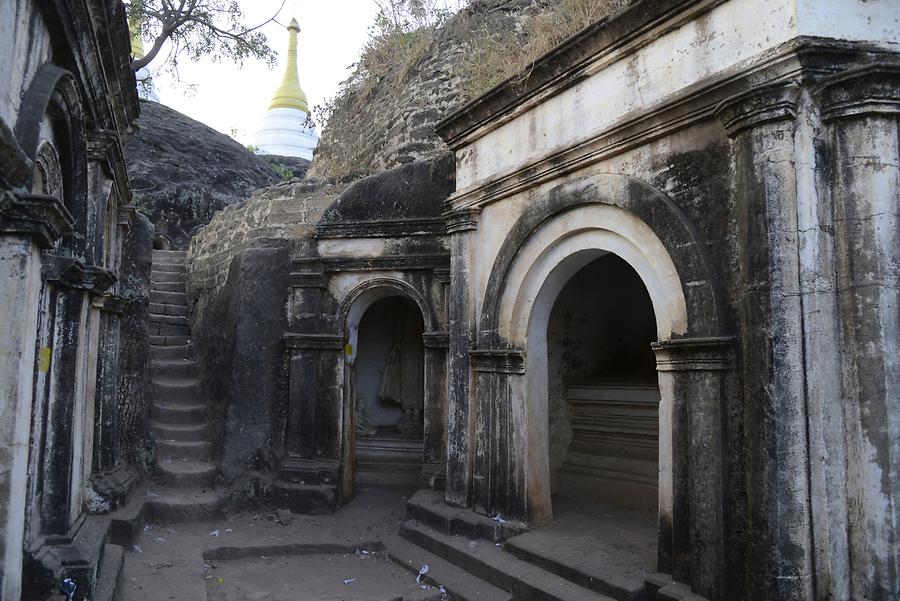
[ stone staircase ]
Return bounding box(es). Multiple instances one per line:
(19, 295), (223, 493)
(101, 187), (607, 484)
(147, 249), (222, 521)
(389, 490), (708, 601)
(356, 433), (423, 487)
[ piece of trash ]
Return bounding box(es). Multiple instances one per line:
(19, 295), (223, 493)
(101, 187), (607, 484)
(361, 550), (370, 555)
(417, 564), (430, 583)
(468, 540), (478, 548)
(147, 491), (159, 497)
(495, 543), (502, 547)
(439, 585), (447, 594)
(154, 562), (173, 570)
(209, 529), (220, 537)
(143, 525), (152, 532)
(492, 514), (507, 524)
(224, 528), (233, 533)
(154, 537), (166, 543)
(275, 508), (294, 526)
(343, 579), (356, 585)
(133, 545), (142, 553)
(217, 577), (224, 585)
(421, 584), (428, 590)
(58, 578), (77, 601)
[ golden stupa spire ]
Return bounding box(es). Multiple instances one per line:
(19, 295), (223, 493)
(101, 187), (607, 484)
(129, 18), (145, 59)
(268, 18), (309, 113)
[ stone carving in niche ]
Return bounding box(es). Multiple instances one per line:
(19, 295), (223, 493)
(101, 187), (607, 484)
(33, 140), (64, 198)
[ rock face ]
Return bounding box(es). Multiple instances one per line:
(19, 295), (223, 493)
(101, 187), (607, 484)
(311, 0), (547, 181)
(186, 180), (343, 495)
(125, 100), (281, 249)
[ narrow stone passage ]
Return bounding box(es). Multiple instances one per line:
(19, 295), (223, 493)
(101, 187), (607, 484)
(148, 249), (222, 519)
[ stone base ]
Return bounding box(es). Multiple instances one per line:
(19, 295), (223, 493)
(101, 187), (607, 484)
(272, 481), (337, 514)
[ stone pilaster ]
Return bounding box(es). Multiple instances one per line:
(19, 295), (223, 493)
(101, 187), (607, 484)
(443, 208), (479, 508)
(422, 331), (449, 478)
(817, 63), (900, 601)
(653, 337), (734, 600)
(715, 81), (813, 601)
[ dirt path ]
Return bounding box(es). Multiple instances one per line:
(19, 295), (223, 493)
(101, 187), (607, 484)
(117, 486), (440, 601)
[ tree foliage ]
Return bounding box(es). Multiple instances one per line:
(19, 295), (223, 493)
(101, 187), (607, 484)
(127, 0), (284, 73)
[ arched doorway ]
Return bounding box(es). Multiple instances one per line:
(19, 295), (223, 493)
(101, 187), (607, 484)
(348, 295), (425, 488)
(546, 253), (659, 513)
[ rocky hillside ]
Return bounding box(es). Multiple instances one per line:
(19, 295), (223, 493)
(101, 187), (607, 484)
(125, 100), (285, 249)
(311, 0), (628, 181)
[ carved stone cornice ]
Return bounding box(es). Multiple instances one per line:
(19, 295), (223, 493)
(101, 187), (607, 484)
(433, 267), (451, 284)
(316, 217), (447, 239)
(817, 62), (900, 121)
(0, 192), (74, 248)
(283, 333), (343, 351)
(91, 293), (129, 315)
(652, 336), (735, 372)
(42, 256), (116, 295)
(471, 348), (526, 374)
(321, 254), (450, 273)
(117, 204), (135, 230)
(714, 81), (801, 138)
(422, 331), (449, 349)
(443, 207), (480, 233)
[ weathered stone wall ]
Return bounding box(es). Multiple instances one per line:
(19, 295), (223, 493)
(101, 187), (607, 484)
(185, 181), (342, 497)
(116, 213), (154, 471)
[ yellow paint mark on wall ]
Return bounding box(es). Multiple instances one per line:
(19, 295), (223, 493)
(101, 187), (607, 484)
(344, 343), (353, 356)
(39, 346), (51, 373)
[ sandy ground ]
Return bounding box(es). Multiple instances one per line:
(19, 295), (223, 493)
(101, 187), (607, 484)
(116, 486), (440, 601)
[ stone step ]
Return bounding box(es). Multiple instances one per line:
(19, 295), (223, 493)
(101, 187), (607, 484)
(149, 302), (189, 317)
(149, 320), (190, 337)
(93, 544), (124, 601)
(406, 489), (524, 543)
(150, 270), (185, 283)
(150, 280), (186, 294)
(152, 262), (186, 274)
(152, 421), (208, 443)
(504, 537), (652, 601)
(149, 343), (193, 360)
(149, 313), (187, 326)
(152, 402), (207, 423)
(149, 335), (192, 347)
(356, 447), (424, 464)
(145, 487), (225, 523)
(155, 440), (212, 461)
(387, 534), (512, 601)
(272, 481), (337, 515)
(156, 459), (216, 487)
(149, 290), (187, 306)
(152, 249), (186, 259)
(150, 358), (197, 379)
(400, 521), (615, 601)
(151, 377), (201, 403)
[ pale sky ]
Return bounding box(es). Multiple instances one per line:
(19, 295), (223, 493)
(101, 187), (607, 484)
(146, 0), (381, 144)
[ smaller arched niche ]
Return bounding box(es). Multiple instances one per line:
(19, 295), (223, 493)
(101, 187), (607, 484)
(152, 236), (171, 251)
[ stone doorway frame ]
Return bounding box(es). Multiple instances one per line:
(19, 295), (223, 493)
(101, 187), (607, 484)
(471, 174), (733, 596)
(338, 278), (443, 499)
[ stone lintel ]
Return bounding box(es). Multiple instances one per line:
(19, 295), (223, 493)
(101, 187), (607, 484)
(652, 336), (735, 372)
(714, 80), (800, 138)
(321, 254), (450, 273)
(443, 207), (480, 233)
(817, 62), (900, 121)
(0, 191), (74, 248)
(315, 217), (447, 239)
(422, 331), (449, 348)
(470, 348), (525, 374)
(117, 204), (136, 230)
(42, 255), (116, 295)
(283, 332), (343, 351)
(289, 270), (327, 289)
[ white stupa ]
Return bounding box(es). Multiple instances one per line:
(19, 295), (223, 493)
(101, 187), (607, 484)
(252, 18), (319, 160)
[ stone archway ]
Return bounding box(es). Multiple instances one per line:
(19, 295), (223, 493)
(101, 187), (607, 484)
(338, 279), (441, 498)
(472, 174), (732, 593)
